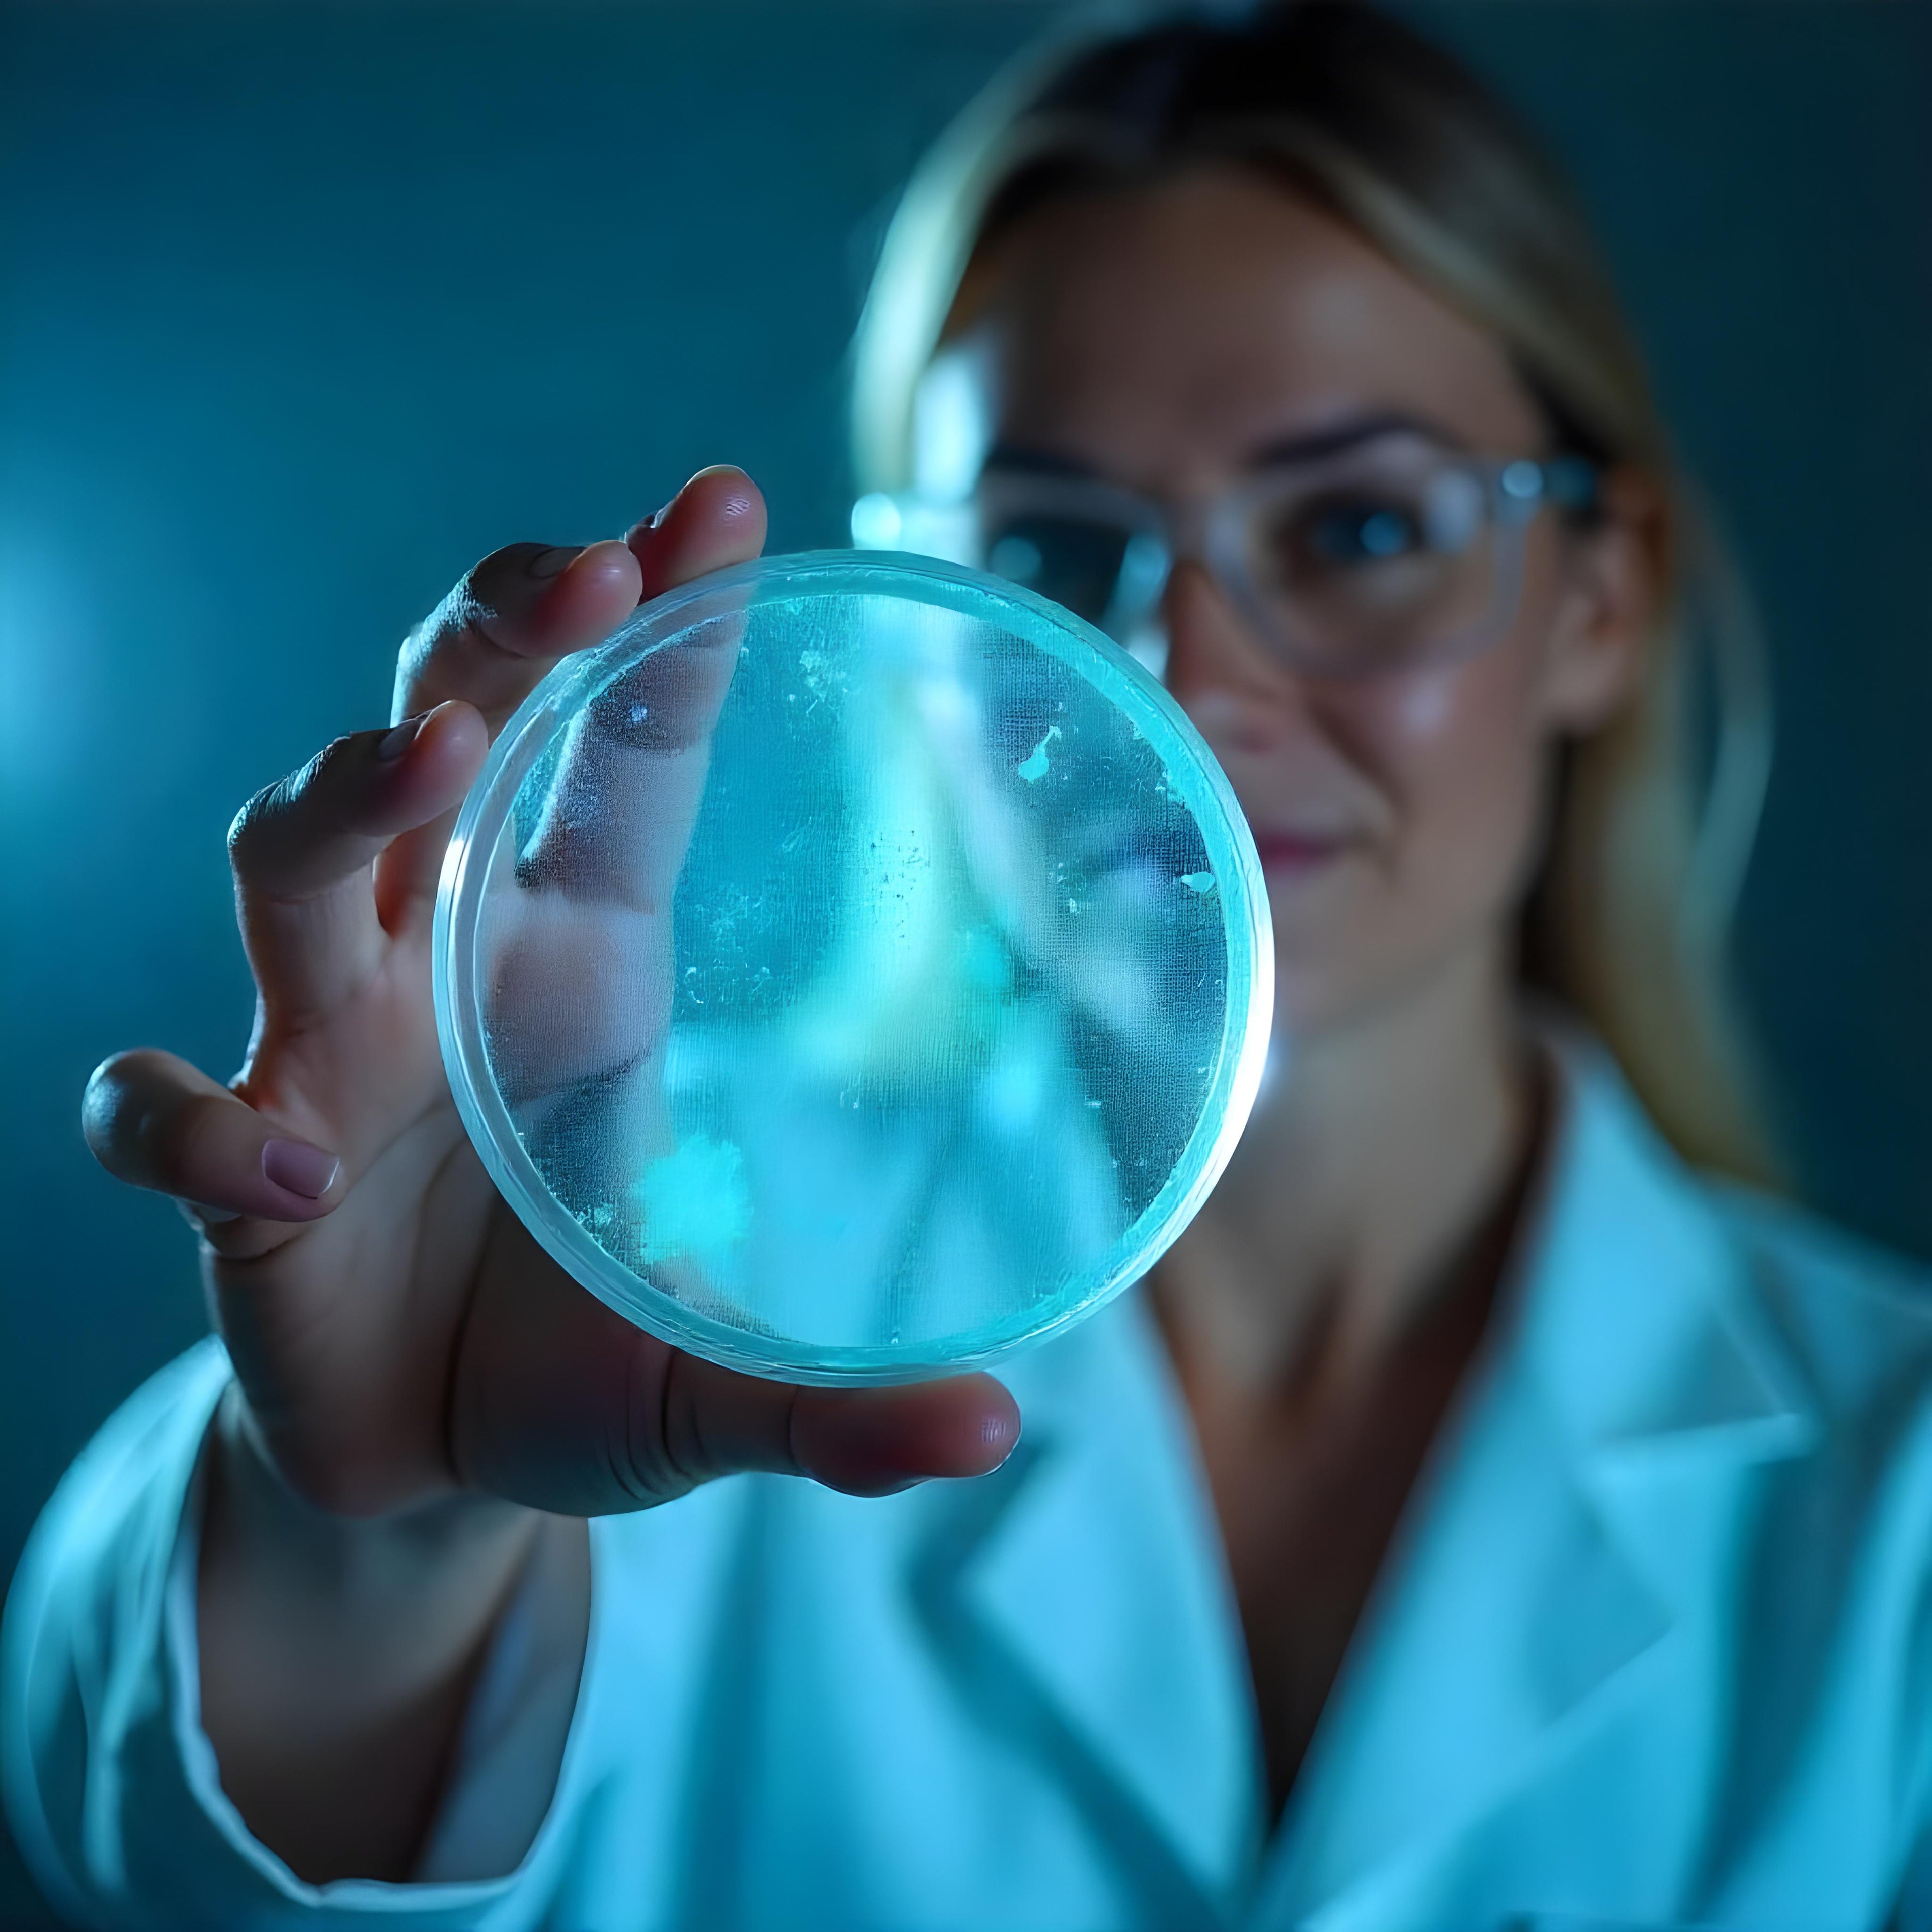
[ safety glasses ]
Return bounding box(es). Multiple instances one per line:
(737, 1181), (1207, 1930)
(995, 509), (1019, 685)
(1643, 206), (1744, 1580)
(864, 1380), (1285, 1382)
(853, 431), (1599, 679)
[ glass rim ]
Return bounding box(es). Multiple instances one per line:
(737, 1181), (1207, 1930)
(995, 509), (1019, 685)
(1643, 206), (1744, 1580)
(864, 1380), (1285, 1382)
(432, 548), (1276, 1386)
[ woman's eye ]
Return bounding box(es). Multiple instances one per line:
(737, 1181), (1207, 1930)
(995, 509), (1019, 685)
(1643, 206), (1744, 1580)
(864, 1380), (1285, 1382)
(1299, 498), (1424, 564)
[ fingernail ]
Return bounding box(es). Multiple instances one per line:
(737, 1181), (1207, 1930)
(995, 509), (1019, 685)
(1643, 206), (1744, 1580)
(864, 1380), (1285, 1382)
(377, 712), (425, 760)
(528, 544), (579, 579)
(646, 494), (678, 532)
(262, 1138), (340, 1200)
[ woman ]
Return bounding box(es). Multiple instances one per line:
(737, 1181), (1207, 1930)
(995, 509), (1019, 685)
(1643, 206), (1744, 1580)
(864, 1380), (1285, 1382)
(9, 5), (1931, 1925)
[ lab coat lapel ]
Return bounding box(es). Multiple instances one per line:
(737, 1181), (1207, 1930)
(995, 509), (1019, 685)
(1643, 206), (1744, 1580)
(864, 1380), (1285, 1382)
(915, 1293), (1265, 1928)
(1256, 1043), (1817, 1929)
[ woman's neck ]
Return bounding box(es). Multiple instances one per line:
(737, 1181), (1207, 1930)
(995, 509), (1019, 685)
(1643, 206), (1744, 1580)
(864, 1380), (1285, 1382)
(1155, 934), (1535, 1399)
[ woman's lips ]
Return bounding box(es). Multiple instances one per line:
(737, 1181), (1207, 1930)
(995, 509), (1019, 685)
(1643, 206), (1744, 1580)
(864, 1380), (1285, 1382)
(1249, 828), (1353, 878)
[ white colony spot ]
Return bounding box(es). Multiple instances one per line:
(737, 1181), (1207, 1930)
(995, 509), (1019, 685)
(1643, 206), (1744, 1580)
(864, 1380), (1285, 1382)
(1180, 872), (1217, 894)
(631, 1134), (752, 1266)
(799, 647), (834, 700)
(1016, 724), (1061, 783)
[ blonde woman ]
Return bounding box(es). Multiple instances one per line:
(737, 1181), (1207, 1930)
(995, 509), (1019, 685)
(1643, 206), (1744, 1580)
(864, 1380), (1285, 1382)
(9, 5), (1930, 1925)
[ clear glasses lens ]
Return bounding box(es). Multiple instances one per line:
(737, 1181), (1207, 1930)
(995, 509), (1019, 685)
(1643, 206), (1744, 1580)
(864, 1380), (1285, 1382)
(977, 510), (1156, 639)
(1234, 444), (1510, 672)
(954, 440), (1533, 676)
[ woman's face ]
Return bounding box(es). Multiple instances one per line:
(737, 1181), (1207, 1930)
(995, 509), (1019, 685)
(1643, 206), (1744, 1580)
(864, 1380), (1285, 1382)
(951, 166), (1655, 1039)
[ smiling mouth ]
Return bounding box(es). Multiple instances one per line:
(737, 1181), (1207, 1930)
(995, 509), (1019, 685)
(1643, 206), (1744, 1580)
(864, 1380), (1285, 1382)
(1249, 828), (1354, 878)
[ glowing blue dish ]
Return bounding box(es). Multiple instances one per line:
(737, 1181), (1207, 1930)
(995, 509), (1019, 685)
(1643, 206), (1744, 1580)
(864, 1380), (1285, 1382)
(435, 551), (1271, 1384)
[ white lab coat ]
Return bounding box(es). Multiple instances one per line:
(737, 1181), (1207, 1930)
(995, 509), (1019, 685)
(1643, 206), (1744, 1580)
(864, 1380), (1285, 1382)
(9, 1037), (1932, 1929)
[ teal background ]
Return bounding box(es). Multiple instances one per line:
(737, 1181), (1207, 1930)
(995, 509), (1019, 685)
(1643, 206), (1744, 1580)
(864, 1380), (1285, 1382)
(1, 3), (1925, 1918)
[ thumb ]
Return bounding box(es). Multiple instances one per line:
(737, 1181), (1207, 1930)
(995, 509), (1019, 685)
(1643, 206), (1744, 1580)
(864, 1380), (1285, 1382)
(449, 1225), (1020, 1516)
(789, 1379), (1024, 1498)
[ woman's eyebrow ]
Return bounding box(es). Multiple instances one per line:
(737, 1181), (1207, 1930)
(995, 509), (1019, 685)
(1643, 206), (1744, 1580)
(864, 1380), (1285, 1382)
(1243, 412), (1472, 467)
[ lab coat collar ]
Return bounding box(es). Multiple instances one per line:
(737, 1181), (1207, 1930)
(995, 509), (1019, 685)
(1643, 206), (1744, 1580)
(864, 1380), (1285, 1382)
(920, 1036), (1817, 1929)
(1259, 1033), (1819, 1926)
(915, 1289), (1265, 1927)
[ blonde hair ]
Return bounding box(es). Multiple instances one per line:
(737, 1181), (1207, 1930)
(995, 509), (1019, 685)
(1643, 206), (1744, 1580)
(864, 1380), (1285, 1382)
(850, 0), (1780, 1184)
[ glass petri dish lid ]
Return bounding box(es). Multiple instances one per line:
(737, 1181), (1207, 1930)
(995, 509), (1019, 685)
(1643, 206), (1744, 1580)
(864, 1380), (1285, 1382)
(434, 550), (1271, 1385)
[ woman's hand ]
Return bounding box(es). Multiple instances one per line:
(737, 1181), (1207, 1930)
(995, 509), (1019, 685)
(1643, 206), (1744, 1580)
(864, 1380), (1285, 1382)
(84, 467), (1017, 1522)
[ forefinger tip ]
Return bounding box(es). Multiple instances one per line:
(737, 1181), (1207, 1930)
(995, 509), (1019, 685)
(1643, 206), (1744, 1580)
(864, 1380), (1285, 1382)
(626, 466), (769, 596)
(685, 464), (765, 523)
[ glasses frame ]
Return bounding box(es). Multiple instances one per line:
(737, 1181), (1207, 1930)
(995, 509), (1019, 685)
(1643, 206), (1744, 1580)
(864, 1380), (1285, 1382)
(852, 447), (1600, 680)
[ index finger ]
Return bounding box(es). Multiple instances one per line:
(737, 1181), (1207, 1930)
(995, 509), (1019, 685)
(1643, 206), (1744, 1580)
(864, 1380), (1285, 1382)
(474, 475), (768, 1102)
(377, 468), (769, 921)
(511, 467), (769, 908)
(395, 538), (643, 733)
(393, 467), (769, 733)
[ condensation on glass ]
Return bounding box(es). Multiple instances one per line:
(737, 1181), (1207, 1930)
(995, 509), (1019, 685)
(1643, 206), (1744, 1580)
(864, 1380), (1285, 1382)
(436, 553), (1270, 1384)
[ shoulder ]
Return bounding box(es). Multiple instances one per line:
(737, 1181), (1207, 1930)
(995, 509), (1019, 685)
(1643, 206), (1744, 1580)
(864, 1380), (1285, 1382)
(1526, 1028), (1932, 1507)
(1710, 1180), (1932, 1440)
(1714, 1178), (1931, 1310)
(2, 1337), (232, 1924)
(1564, 1026), (1932, 1515)
(8, 1335), (230, 1628)
(1542, 1026), (1932, 1410)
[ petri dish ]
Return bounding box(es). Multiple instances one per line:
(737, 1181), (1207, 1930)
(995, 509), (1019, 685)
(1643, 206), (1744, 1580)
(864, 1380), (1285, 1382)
(434, 550), (1270, 1384)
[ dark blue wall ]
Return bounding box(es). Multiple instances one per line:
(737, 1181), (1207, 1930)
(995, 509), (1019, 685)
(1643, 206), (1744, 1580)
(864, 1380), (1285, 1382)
(2, 4), (1925, 1920)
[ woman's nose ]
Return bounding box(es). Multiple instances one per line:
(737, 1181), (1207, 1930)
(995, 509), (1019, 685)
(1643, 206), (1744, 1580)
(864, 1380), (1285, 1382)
(1161, 557), (1318, 753)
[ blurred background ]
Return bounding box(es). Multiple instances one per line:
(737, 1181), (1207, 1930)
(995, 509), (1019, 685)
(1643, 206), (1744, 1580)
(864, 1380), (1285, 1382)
(1, 1), (1926, 1918)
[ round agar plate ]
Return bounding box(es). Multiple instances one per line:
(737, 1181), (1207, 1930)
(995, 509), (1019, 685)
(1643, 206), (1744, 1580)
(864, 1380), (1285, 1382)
(434, 550), (1270, 1384)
